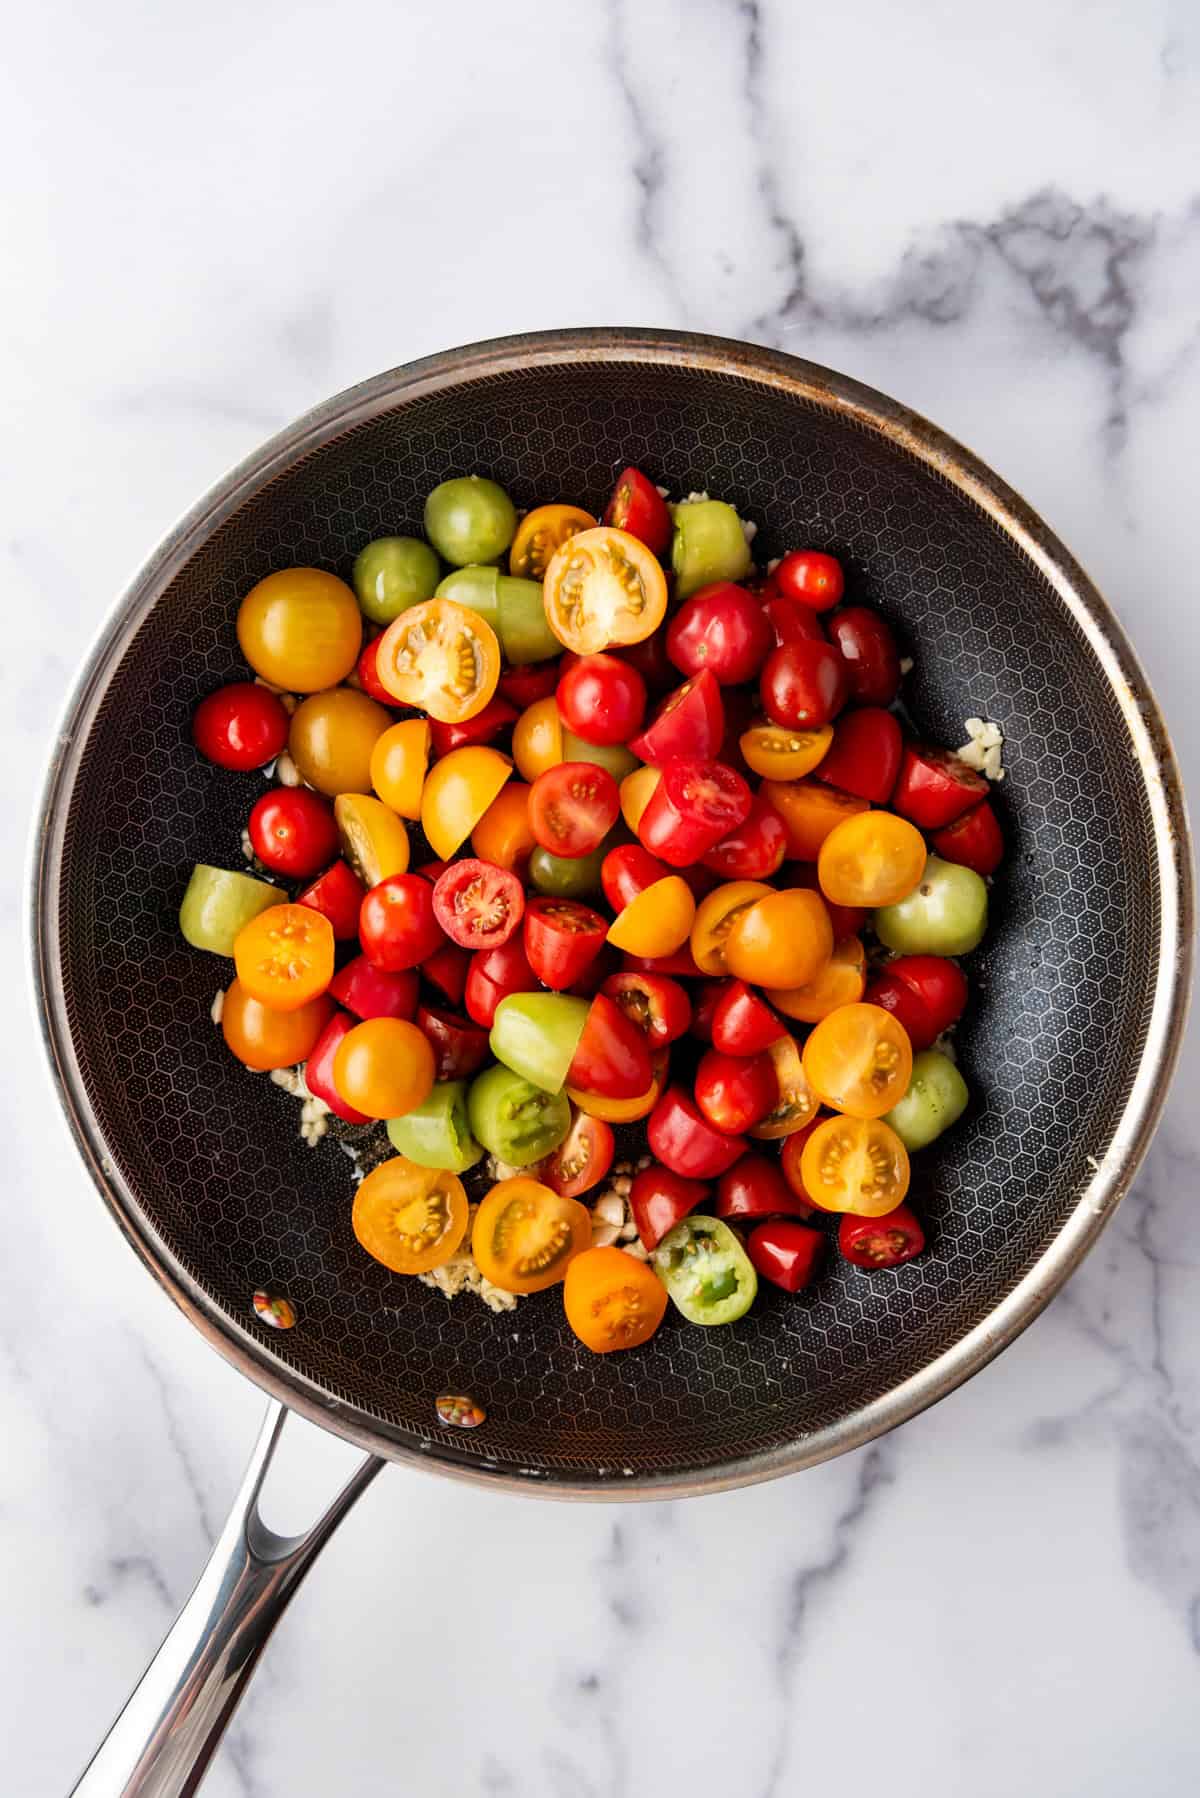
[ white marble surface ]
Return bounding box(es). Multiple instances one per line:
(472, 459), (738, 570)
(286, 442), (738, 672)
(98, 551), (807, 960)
(3, 3), (1199, 1792)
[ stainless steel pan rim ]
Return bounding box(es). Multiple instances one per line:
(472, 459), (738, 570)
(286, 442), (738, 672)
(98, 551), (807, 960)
(30, 326), (1194, 1500)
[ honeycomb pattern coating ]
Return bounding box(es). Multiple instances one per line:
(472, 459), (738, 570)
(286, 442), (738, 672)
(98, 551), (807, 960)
(57, 359), (1160, 1482)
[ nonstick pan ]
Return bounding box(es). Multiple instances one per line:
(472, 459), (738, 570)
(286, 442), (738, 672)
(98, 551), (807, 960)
(31, 330), (1192, 1795)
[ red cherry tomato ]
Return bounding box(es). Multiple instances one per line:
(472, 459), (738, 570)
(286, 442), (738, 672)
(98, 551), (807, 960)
(628, 669), (725, 767)
(647, 1086), (747, 1178)
(498, 659), (561, 709)
(865, 955), (968, 1051)
(773, 550), (845, 612)
(603, 465), (672, 556)
(892, 743), (989, 830)
(637, 758), (752, 867)
(601, 843), (675, 911)
(464, 935), (537, 1028)
(566, 993), (653, 1099)
(303, 1012), (370, 1124)
(763, 596), (827, 648)
(541, 1111), (615, 1199)
(666, 582), (773, 686)
(784, 863), (867, 942)
(355, 635), (400, 707)
(247, 787), (339, 880)
(711, 979), (786, 1056)
(629, 1166), (709, 1251)
(423, 940), (470, 1007)
(524, 898), (608, 991)
(529, 762), (620, 859)
(760, 640), (849, 731)
(747, 1220), (824, 1291)
(329, 953), (418, 1021)
(428, 695), (517, 756)
(296, 859), (366, 940)
(701, 793), (788, 879)
(780, 1117), (824, 1207)
(932, 800), (1005, 877)
(358, 873), (445, 972)
(431, 858), (524, 950)
(192, 682), (289, 771)
(813, 707), (903, 804)
(600, 971), (692, 1049)
(716, 1154), (813, 1224)
(826, 606), (901, 705)
(694, 1047), (778, 1134)
(557, 654), (647, 746)
(415, 1003), (491, 1081)
(690, 977), (730, 1043)
(839, 1204), (926, 1268)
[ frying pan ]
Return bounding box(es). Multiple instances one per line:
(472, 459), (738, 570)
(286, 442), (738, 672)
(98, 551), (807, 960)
(31, 329), (1192, 1795)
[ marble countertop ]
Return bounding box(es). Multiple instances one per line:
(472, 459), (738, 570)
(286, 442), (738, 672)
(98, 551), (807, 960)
(4, 3), (1199, 1793)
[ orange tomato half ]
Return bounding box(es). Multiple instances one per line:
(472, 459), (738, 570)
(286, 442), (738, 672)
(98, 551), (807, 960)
(370, 718), (432, 820)
(607, 876), (695, 957)
(376, 598), (501, 722)
(472, 1178), (592, 1294)
(221, 979), (332, 1070)
(352, 1155), (469, 1273)
(543, 526), (669, 654)
(739, 723), (832, 781)
(234, 904), (334, 1012)
(564, 1246), (668, 1352)
(619, 765), (661, 834)
(748, 1034), (821, 1139)
(332, 1017), (435, 1120)
(471, 782), (537, 870)
(420, 746), (512, 861)
(760, 779), (869, 862)
(689, 880), (773, 975)
(802, 1002), (913, 1119)
(512, 695), (563, 782)
(723, 889), (833, 989)
(567, 1049), (669, 1122)
(509, 504), (596, 579)
(767, 936), (867, 1023)
(818, 810), (927, 909)
(799, 1116), (911, 1216)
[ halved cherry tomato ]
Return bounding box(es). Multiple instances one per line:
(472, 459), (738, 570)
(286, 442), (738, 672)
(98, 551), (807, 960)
(724, 889), (832, 989)
(234, 904), (334, 1012)
(557, 653), (646, 747)
(603, 466), (673, 557)
(803, 1002), (913, 1119)
(748, 1033), (820, 1140)
(763, 595), (827, 648)
(648, 1086), (746, 1178)
(892, 743), (990, 830)
(499, 659), (561, 710)
(601, 844), (672, 910)
(774, 549), (845, 612)
(472, 1178), (591, 1294)
(428, 695), (517, 757)
(358, 873), (445, 972)
(701, 793), (788, 879)
(784, 862), (867, 942)
(564, 1245), (668, 1353)
(352, 1155), (469, 1274)
(818, 810), (926, 909)
(416, 1003), (490, 1081)
(932, 800), (1005, 877)
(694, 1047), (777, 1134)
(666, 582), (773, 686)
(711, 979), (785, 1056)
(814, 707), (902, 805)
(376, 598), (501, 722)
(637, 758), (752, 867)
(354, 633), (396, 706)
(628, 669), (724, 767)
(529, 762), (620, 858)
(689, 977), (729, 1043)
(760, 778), (869, 861)
(629, 1166), (709, 1251)
(420, 745), (512, 861)
(567, 992), (652, 1099)
(510, 503), (596, 579)
(423, 941), (470, 1007)
(738, 722), (832, 781)
(248, 787), (339, 880)
(470, 781), (537, 871)
(524, 897), (607, 991)
(801, 1116), (911, 1216)
(601, 971), (691, 1049)
(221, 978), (332, 1071)
(606, 876), (695, 958)
(839, 1202), (925, 1266)
(333, 1017), (435, 1119)
(237, 567), (361, 692)
(543, 525), (668, 654)
(747, 1220), (824, 1291)
(464, 935), (538, 1028)
(296, 859), (366, 941)
(334, 793), (411, 888)
(826, 606), (901, 706)
(541, 1109), (615, 1199)
(767, 935), (867, 1023)
(716, 1154), (813, 1224)
(303, 1013), (370, 1124)
(288, 688), (392, 797)
(329, 953), (418, 1021)
(619, 765), (661, 833)
(780, 1116), (826, 1207)
(511, 695), (562, 781)
(193, 682), (289, 771)
(865, 955), (968, 1051)
(690, 880), (774, 975)
(431, 858), (524, 950)
(567, 1048), (668, 1123)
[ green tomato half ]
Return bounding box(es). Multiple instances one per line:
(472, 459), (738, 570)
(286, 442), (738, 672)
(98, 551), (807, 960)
(489, 991), (590, 1093)
(437, 566), (556, 663)
(466, 1064), (571, 1167)
(179, 865), (284, 957)
(424, 476), (516, 567)
(386, 1080), (482, 1172)
(651, 1215), (757, 1325)
(670, 499), (752, 599)
(352, 536), (440, 625)
(874, 855), (988, 957)
(527, 842), (608, 900)
(885, 1050), (970, 1151)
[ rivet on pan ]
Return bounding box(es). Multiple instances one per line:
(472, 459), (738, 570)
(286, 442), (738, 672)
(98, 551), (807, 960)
(252, 1291), (297, 1330)
(436, 1393), (486, 1429)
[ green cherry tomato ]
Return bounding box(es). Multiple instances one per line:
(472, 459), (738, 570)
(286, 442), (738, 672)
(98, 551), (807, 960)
(528, 841), (608, 900)
(436, 565), (501, 629)
(874, 854), (988, 956)
(386, 1080), (482, 1172)
(885, 1049), (969, 1151)
(179, 865), (285, 956)
(424, 476), (517, 567)
(466, 1064), (572, 1166)
(437, 567), (556, 663)
(670, 499), (752, 600)
(651, 1215), (758, 1325)
(561, 727), (639, 783)
(352, 536), (440, 625)
(489, 991), (590, 1092)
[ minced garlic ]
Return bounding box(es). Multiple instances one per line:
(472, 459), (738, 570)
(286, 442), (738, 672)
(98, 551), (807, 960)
(957, 717), (1005, 782)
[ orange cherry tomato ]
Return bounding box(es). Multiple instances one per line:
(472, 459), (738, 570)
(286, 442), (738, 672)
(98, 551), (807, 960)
(234, 904), (334, 1012)
(759, 778), (869, 861)
(724, 889), (833, 989)
(471, 782), (537, 870)
(543, 525), (669, 654)
(512, 696), (563, 782)
(287, 688), (391, 797)
(509, 504), (597, 579)
(739, 723), (833, 781)
(607, 876), (696, 958)
(334, 793), (411, 887)
(689, 880), (773, 975)
(619, 765), (661, 834)
(352, 1155), (469, 1273)
(472, 1177), (592, 1294)
(564, 1245), (669, 1352)
(370, 719), (432, 820)
(799, 1116), (911, 1216)
(802, 1002), (913, 1119)
(567, 1049), (669, 1122)
(818, 810), (927, 909)
(376, 598), (501, 722)
(420, 746), (512, 861)
(237, 568), (362, 693)
(748, 1034), (821, 1139)
(767, 936), (867, 1023)
(220, 978), (333, 1070)
(332, 1017), (435, 1120)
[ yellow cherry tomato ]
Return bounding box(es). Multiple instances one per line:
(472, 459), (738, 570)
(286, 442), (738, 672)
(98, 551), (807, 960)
(370, 718), (432, 820)
(221, 978), (332, 1071)
(512, 696), (563, 782)
(287, 687), (392, 797)
(376, 598), (501, 722)
(352, 1155), (469, 1274)
(760, 778), (870, 862)
(724, 889), (833, 989)
(619, 765), (661, 833)
(739, 723), (833, 781)
(566, 1050), (669, 1123)
(767, 936), (867, 1023)
(818, 810), (927, 909)
(802, 1002), (914, 1119)
(799, 1116), (911, 1216)
(543, 526), (669, 654)
(333, 1017), (435, 1120)
(607, 876), (696, 957)
(234, 904), (334, 1012)
(472, 1178), (592, 1294)
(471, 782), (537, 870)
(334, 793), (411, 887)
(420, 746), (512, 861)
(689, 880), (774, 975)
(509, 504), (597, 580)
(748, 1034), (821, 1139)
(237, 568), (362, 693)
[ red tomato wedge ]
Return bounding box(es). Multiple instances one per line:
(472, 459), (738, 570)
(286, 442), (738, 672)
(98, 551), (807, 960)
(524, 898), (608, 991)
(637, 757), (752, 867)
(603, 465), (673, 556)
(628, 669), (724, 767)
(814, 707), (902, 804)
(541, 1110), (615, 1199)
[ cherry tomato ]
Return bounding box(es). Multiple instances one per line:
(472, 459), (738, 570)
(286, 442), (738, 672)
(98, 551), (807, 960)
(296, 859), (366, 940)
(464, 935), (538, 1028)
(376, 598), (501, 722)
(628, 669), (724, 767)
(716, 1154), (813, 1224)
(666, 582), (773, 686)
(543, 525), (669, 654)
(247, 788), (338, 880)
(738, 722), (832, 782)
(814, 707), (902, 805)
(701, 793), (788, 880)
(289, 688), (392, 797)
(784, 862), (867, 941)
(773, 549), (844, 612)
(431, 858), (523, 951)
(748, 1033), (820, 1140)
(333, 1016), (435, 1119)
(839, 1203), (925, 1267)
(354, 633), (397, 706)
(637, 758), (752, 867)
(629, 1166), (709, 1251)
(892, 743), (990, 830)
(567, 993), (653, 1099)
(648, 1086), (747, 1178)
(472, 1178), (591, 1294)
(564, 1246), (668, 1354)
(541, 1109), (615, 1198)
(529, 762), (620, 859)
(567, 1046), (668, 1122)
(333, 793), (411, 888)
(600, 972), (691, 1049)
(329, 954), (418, 1021)
(618, 766), (660, 834)
(931, 800), (1005, 877)
(724, 889), (832, 989)
(747, 1220), (824, 1291)
(470, 782), (537, 871)
(601, 844), (671, 910)
(524, 897), (607, 991)
(780, 1116), (826, 1207)
(768, 935), (866, 1023)
(760, 640), (849, 731)
(761, 778), (869, 861)
(192, 682), (289, 771)
(803, 1002), (913, 1119)
(826, 606), (902, 705)
(689, 977), (729, 1043)
(303, 1013), (370, 1124)
(237, 568), (362, 692)
(694, 1047), (778, 1134)
(603, 466), (673, 556)
(511, 696), (562, 782)
(234, 904), (334, 1011)
(420, 745), (512, 861)
(499, 659), (561, 710)
(353, 1155), (469, 1274)
(416, 1003), (490, 1082)
(510, 503), (596, 579)
(606, 875), (695, 959)
(556, 653), (647, 747)
(221, 978), (332, 1071)
(689, 880), (773, 975)
(763, 595), (827, 647)
(818, 810), (926, 909)
(865, 955), (968, 1051)
(358, 873), (445, 972)
(710, 979), (785, 1056)
(423, 941), (470, 1007)
(800, 1115), (910, 1215)
(428, 694), (518, 756)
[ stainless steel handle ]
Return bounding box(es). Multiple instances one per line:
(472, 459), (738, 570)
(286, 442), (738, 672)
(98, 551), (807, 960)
(72, 1401), (383, 1797)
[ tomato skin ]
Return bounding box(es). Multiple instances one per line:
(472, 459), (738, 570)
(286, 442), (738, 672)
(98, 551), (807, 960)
(892, 743), (990, 830)
(615, 628), (677, 693)
(780, 1117), (825, 1207)
(541, 1110), (615, 1198)
(701, 793), (788, 879)
(747, 1220), (825, 1291)
(690, 977), (730, 1044)
(839, 1203), (925, 1268)
(416, 1003), (490, 1082)
(193, 682), (289, 771)
(354, 634), (397, 706)
(932, 800), (1005, 877)
(221, 979), (332, 1071)
(470, 782), (537, 872)
(814, 707), (903, 805)
(303, 1012), (370, 1124)
(768, 936), (867, 1023)
(865, 954), (968, 1051)
(248, 787), (339, 880)
(601, 972), (691, 1049)
(637, 758), (752, 867)
(603, 465), (673, 556)
(763, 595), (827, 647)
(621, 945), (706, 980)
(601, 844), (673, 911)
(689, 880), (774, 976)
(524, 897), (608, 991)
(422, 941), (470, 1007)
(629, 1167), (709, 1251)
(761, 779), (870, 862)
(648, 1086), (748, 1178)
(421, 745), (512, 861)
(628, 669), (725, 768)
(529, 762), (620, 859)
(295, 859), (366, 940)
(666, 582), (773, 686)
(564, 1245), (669, 1353)
(428, 695), (517, 756)
(464, 936), (538, 1028)
(566, 993), (653, 1099)
(329, 953), (418, 1021)
(694, 1047), (778, 1134)
(774, 550), (845, 612)
(431, 858), (524, 951)
(333, 1016), (435, 1120)
(567, 1046), (668, 1122)
(711, 979), (785, 1056)
(358, 873), (445, 972)
(724, 888), (833, 989)
(499, 659), (561, 709)
(826, 606), (902, 705)
(606, 875), (695, 959)
(716, 1154), (813, 1224)
(557, 653), (647, 746)
(760, 640), (850, 731)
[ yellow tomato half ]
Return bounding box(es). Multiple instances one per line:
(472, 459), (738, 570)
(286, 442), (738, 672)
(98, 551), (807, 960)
(370, 718), (432, 820)
(509, 504), (596, 580)
(543, 526), (668, 654)
(420, 746), (512, 861)
(376, 598), (501, 722)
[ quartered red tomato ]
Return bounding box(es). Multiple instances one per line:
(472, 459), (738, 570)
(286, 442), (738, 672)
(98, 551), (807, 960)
(637, 758), (752, 867)
(296, 860), (366, 940)
(694, 1048), (778, 1134)
(839, 1203), (926, 1268)
(628, 669), (724, 767)
(865, 954), (968, 1051)
(601, 971), (692, 1049)
(464, 935), (538, 1028)
(701, 793), (788, 879)
(747, 1220), (824, 1291)
(499, 659), (561, 710)
(428, 694), (517, 756)
(932, 800), (1005, 877)
(715, 1154), (813, 1224)
(566, 992), (653, 1099)
(814, 707), (903, 805)
(892, 743), (989, 830)
(422, 940), (470, 1007)
(541, 1110), (615, 1199)
(329, 954), (417, 1021)
(416, 1004), (490, 1081)
(431, 858), (524, 950)
(603, 465), (673, 556)
(647, 1086), (747, 1178)
(303, 1013), (370, 1124)
(711, 979), (785, 1056)
(629, 1166), (709, 1251)
(524, 898), (608, 990)
(529, 762), (620, 858)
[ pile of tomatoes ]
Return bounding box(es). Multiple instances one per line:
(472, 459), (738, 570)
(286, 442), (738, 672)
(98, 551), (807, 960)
(182, 464), (1003, 1356)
